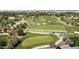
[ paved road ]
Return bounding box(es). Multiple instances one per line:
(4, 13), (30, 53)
(28, 31), (50, 34)
(32, 45), (50, 49)
(0, 33), (9, 35)
(58, 21), (67, 25)
(55, 37), (64, 46)
(58, 20), (71, 26)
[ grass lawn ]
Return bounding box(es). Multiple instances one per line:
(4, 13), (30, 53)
(69, 35), (79, 46)
(17, 32), (58, 49)
(66, 26), (79, 33)
(0, 35), (11, 46)
(0, 35), (11, 41)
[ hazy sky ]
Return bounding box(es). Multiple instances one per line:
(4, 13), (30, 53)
(0, 0), (79, 10)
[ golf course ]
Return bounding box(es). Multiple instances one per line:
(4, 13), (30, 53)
(17, 16), (67, 48)
(0, 11), (79, 49)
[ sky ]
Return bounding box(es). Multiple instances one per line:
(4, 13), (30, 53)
(0, 0), (79, 10)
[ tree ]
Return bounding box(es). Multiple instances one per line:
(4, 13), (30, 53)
(0, 39), (7, 46)
(0, 35), (9, 46)
(17, 28), (24, 36)
(7, 36), (21, 49)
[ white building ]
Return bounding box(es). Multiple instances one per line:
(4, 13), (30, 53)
(8, 17), (15, 19)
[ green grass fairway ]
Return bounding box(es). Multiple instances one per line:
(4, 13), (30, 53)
(36, 16), (57, 23)
(28, 24), (66, 30)
(28, 16), (66, 30)
(20, 33), (58, 49)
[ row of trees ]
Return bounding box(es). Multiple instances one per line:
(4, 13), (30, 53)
(0, 18), (28, 49)
(6, 22), (28, 49)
